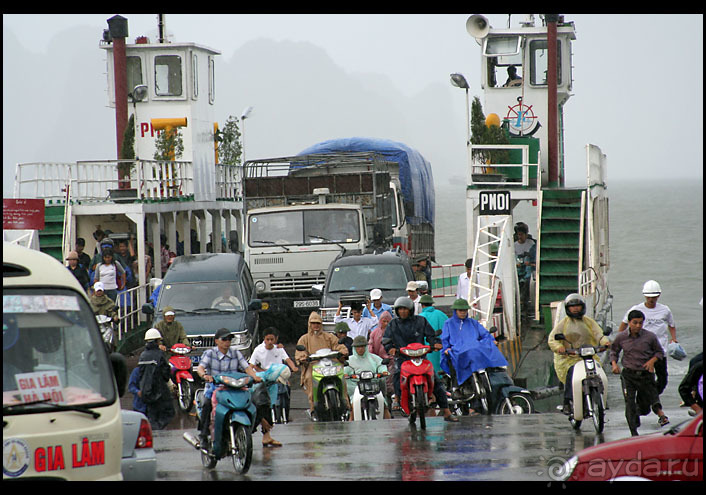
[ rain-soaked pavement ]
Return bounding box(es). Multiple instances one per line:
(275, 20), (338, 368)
(122, 350), (695, 481)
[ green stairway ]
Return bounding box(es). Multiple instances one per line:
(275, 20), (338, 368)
(537, 188), (583, 327)
(39, 203), (66, 262)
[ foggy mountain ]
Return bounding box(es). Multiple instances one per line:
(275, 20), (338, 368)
(3, 25), (467, 198)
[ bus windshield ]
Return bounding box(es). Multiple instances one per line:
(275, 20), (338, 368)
(3, 288), (116, 413)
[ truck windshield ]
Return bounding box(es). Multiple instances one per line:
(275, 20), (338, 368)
(328, 264), (408, 292)
(249, 209), (360, 246)
(3, 288), (116, 413)
(158, 281), (245, 312)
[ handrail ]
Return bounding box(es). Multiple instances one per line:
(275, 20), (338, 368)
(468, 143), (533, 187)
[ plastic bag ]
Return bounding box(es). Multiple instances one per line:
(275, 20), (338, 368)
(667, 342), (687, 361)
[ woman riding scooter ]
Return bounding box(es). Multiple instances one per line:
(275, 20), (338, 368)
(440, 298), (509, 414)
(345, 336), (391, 420)
(548, 293), (611, 414)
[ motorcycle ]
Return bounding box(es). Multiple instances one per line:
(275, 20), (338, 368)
(169, 343), (195, 412)
(399, 342), (435, 429)
(296, 346), (348, 422)
(345, 359), (390, 421)
(96, 314), (116, 352)
(183, 371), (257, 473)
(255, 363), (291, 425)
(554, 333), (609, 433)
(442, 366), (535, 415)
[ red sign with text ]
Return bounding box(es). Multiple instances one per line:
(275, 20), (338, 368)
(3, 199), (45, 230)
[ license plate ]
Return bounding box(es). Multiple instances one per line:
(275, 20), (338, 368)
(293, 300), (319, 308)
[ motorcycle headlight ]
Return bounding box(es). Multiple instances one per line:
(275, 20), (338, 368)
(580, 347), (596, 357)
(360, 371), (374, 380)
(321, 365), (342, 377)
(220, 375), (250, 389)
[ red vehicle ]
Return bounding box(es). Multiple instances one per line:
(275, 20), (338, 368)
(399, 342), (435, 429)
(169, 343), (195, 412)
(561, 412), (703, 481)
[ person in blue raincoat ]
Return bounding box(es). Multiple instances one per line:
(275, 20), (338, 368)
(440, 298), (508, 389)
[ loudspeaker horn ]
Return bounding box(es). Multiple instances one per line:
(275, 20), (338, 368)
(466, 14), (490, 41)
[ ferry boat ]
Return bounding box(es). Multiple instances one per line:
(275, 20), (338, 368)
(433, 14), (613, 392)
(7, 15), (243, 350)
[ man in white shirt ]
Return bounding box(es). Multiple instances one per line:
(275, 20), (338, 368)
(456, 258), (473, 301)
(618, 280), (677, 395)
(406, 281), (422, 315)
(249, 328), (298, 373)
(334, 300), (378, 340)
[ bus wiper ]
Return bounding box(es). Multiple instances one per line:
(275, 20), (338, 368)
(255, 240), (291, 252)
(4, 399), (101, 419)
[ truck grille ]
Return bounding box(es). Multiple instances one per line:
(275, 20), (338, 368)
(270, 275), (326, 292)
(253, 256), (284, 265)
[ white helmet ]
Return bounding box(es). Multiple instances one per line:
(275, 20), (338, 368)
(144, 328), (162, 341)
(642, 280), (662, 297)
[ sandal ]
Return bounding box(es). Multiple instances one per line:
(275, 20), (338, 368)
(658, 415), (670, 427)
(444, 414), (459, 422)
(263, 439), (283, 447)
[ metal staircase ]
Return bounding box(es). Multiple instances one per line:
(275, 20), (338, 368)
(39, 202), (66, 261)
(536, 188), (585, 326)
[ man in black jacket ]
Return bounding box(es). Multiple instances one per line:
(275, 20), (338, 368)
(383, 297), (458, 422)
(138, 328), (175, 430)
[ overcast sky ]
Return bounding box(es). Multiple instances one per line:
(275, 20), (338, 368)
(3, 13), (703, 199)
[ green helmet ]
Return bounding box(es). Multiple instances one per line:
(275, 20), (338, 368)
(334, 321), (350, 333)
(451, 298), (470, 310)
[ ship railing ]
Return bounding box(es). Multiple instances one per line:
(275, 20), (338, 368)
(468, 144), (537, 187)
(114, 281), (151, 341)
(430, 262), (466, 299)
(13, 159), (242, 203)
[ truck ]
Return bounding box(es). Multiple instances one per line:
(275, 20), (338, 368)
(243, 138), (435, 338)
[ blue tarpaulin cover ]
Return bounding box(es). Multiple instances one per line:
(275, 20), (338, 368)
(298, 137), (434, 226)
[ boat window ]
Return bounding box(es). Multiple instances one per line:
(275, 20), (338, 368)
(3, 288), (116, 413)
(487, 55), (524, 88)
(127, 56), (143, 96)
(484, 35), (521, 56)
(192, 53), (198, 99)
(529, 40), (562, 86)
(155, 54), (183, 96)
(208, 56), (215, 104)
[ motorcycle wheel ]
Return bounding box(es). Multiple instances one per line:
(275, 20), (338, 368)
(415, 384), (426, 430)
(474, 375), (490, 415)
(229, 423), (253, 474)
(497, 392), (535, 414)
(590, 389), (605, 433)
(200, 436), (217, 469)
(363, 399), (377, 421)
(177, 381), (194, 412)
(324, 389), (343, 421)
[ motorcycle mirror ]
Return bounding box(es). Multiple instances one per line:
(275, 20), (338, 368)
(381, 337), (392, 346)
(495, 334), (507, 342)
(141, 303), (154, 315)
(381, 358), (390, 365)
(554, 333), (566, 341)
(489, 326), (498, 333)
(296, 344), (306, 352)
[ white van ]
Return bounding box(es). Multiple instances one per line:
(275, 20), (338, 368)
(3, 243), (125, 480)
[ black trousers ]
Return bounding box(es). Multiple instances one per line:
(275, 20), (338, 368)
(620, 368), (661, 435)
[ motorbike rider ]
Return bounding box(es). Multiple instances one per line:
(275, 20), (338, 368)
(295, 311), (349, 420)
(196, 328), (280, 447)
(345, 335), (391, 420)
(154, 306), (189, 352)
(440, 298), (508, 414)
(90, 281), (119, 323)
(548, 293), (611, 414)
(383, 297), (459, 422)
(137, 328), (175, 430)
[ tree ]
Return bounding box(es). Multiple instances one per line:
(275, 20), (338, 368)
(470, 96), (509, 166)
(153, 127), (184, 161)
(215, 115), (242, 165)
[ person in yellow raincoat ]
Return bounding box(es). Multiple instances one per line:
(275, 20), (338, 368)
(548, 293), (610, 414)
(295, 312), (349, 418)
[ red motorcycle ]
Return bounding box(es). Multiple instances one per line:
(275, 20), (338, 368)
(399, 342), (435, 429)
(169, 343), (195, 412)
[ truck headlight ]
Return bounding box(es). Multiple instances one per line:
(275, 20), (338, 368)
(255, 280), (266, 292)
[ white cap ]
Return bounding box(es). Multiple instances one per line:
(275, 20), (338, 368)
(370, 288), (383, 300)
(406, 281), (418, 291)
(94, 281), (105, 292)
(164, 310), (175, 316)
